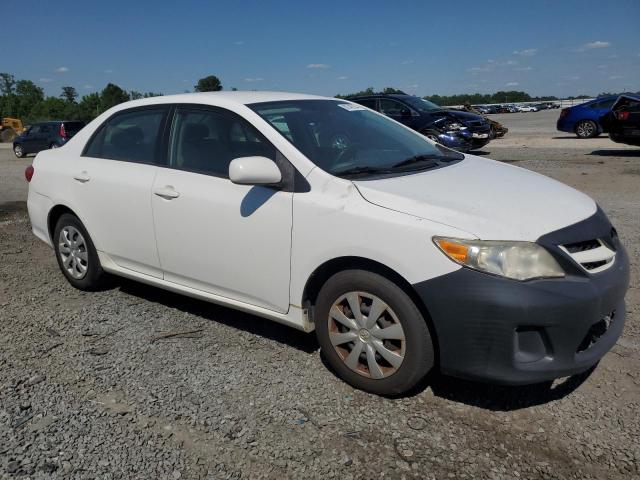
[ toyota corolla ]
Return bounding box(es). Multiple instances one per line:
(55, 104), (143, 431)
(26, 92), (629, 395)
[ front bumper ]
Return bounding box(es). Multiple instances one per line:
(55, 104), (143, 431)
(414, 210), (630, 385)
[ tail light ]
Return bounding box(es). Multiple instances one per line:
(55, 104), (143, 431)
(616, 111), (630, 121)
(559, 108), (569, 118)
(59, 123), (67, 138)
(25, 165), (34, 182)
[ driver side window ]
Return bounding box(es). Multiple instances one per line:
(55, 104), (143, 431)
(379, 99), (410, 116)
(168, 107), (277, 178)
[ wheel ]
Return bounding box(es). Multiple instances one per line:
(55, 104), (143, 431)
(53, 214), (106, 290)
(13, 144), (25, 158)
(50, 143), (59, 149)
(315, 270), (434, 395)
(575, 120), (598, 138)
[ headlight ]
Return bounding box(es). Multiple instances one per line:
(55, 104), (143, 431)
(433, 237), (565, 281)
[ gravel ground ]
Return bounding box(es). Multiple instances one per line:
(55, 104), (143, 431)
(1, 110), (639, 479)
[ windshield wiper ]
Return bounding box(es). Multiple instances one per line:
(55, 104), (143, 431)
(333, 166), (395, 178)
(391, 154), (445, 169)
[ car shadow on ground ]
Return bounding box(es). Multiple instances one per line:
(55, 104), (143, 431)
(115, 278), (594, 409)
(115, 278), (319, 354)
(425, 367), (595, 411)
(588, 149), (640, 157)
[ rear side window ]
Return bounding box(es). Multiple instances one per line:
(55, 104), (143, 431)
(84, 108), (166, 164)
(168, 107), (276, 177)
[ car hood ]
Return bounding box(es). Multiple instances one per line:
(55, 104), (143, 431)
(352, 155), (597, 241)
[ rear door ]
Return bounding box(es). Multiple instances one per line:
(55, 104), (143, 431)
(73, 106), (169, 277)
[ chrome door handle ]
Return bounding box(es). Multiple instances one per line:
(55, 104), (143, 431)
(153, 186), (180, 199)
(73, 172), (90, 183)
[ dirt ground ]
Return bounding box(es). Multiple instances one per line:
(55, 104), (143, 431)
(1, 109), (639, 479)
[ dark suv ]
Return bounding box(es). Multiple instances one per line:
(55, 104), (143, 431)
(348, 94), (493, 150)
(13, 120), (85, 158)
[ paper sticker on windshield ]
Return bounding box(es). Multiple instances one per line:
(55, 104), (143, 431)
(338, 103), (367, 111)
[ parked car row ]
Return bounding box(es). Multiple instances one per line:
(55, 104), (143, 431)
(473, 103), (560, 114)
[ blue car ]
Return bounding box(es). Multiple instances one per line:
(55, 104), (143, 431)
(556, 95), (617, 138)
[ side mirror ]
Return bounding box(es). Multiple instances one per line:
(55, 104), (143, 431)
(229, 156), (282, 186)
(400, 108), (412, 117)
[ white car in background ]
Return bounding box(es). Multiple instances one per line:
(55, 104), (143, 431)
(518, 105), (539, 112)
(25, 92), (629, 395)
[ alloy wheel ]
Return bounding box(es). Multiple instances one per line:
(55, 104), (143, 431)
(327, 291), (406, 379)
(58, 226), (89, 279)
(577, 121), (595, 138)
(14, 145), (23, 157)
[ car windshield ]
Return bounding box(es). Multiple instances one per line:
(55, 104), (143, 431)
(401, 96), (442, 112)
(248, 100), (462, 178)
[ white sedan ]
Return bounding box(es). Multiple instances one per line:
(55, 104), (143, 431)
(518, 105), (539, 112)
(25, 92), (629, 395)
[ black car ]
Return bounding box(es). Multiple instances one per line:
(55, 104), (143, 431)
(600, 95), (640, 147)
(13, 120), (85, 158)
(348, 94), (493, 150)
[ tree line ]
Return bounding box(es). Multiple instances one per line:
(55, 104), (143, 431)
(0, 73), (223, 124)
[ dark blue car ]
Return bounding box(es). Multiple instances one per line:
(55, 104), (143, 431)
(13, 120), (85, 158)
(556, 96), (617, 138)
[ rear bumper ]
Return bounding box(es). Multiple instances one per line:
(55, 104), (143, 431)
(556, 118), (574, 133)
(415, 211), (629, 385)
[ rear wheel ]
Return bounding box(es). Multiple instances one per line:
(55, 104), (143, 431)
(53, 214), (106, 290)
(13, 144), (25, 158)
(575, 120), (598, 138)
(315, 270), (434, 395)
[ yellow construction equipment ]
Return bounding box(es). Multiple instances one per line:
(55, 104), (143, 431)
(0, 117), (26, 142)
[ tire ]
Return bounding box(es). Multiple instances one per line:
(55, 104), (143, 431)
(50, 143), (59, 149)
(13, 144), (25, 158)
(53, 213), (106, 290)
(575, 120), (598, 139)
(315, 270), (434, 396)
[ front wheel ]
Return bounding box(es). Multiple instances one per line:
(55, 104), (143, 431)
(575, 120), (598, 138)
(315, 270), (435, 396)
(53, 214), (106, 290)
(13, 144), (25, 158)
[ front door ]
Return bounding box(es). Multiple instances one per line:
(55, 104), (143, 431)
(378, 98), (417, 128)
(151, 105), (293, 313)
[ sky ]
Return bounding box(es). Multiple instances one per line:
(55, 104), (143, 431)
(4, 0), (639, 99)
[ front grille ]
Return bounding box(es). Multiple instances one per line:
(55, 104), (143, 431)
(583, 260), (607, 270)
(577, 311), (615, 353)
(559, 238), (616, 273)
(564, 239), (601, 253)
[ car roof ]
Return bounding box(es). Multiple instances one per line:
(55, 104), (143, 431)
(113, 91), (331, 109)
